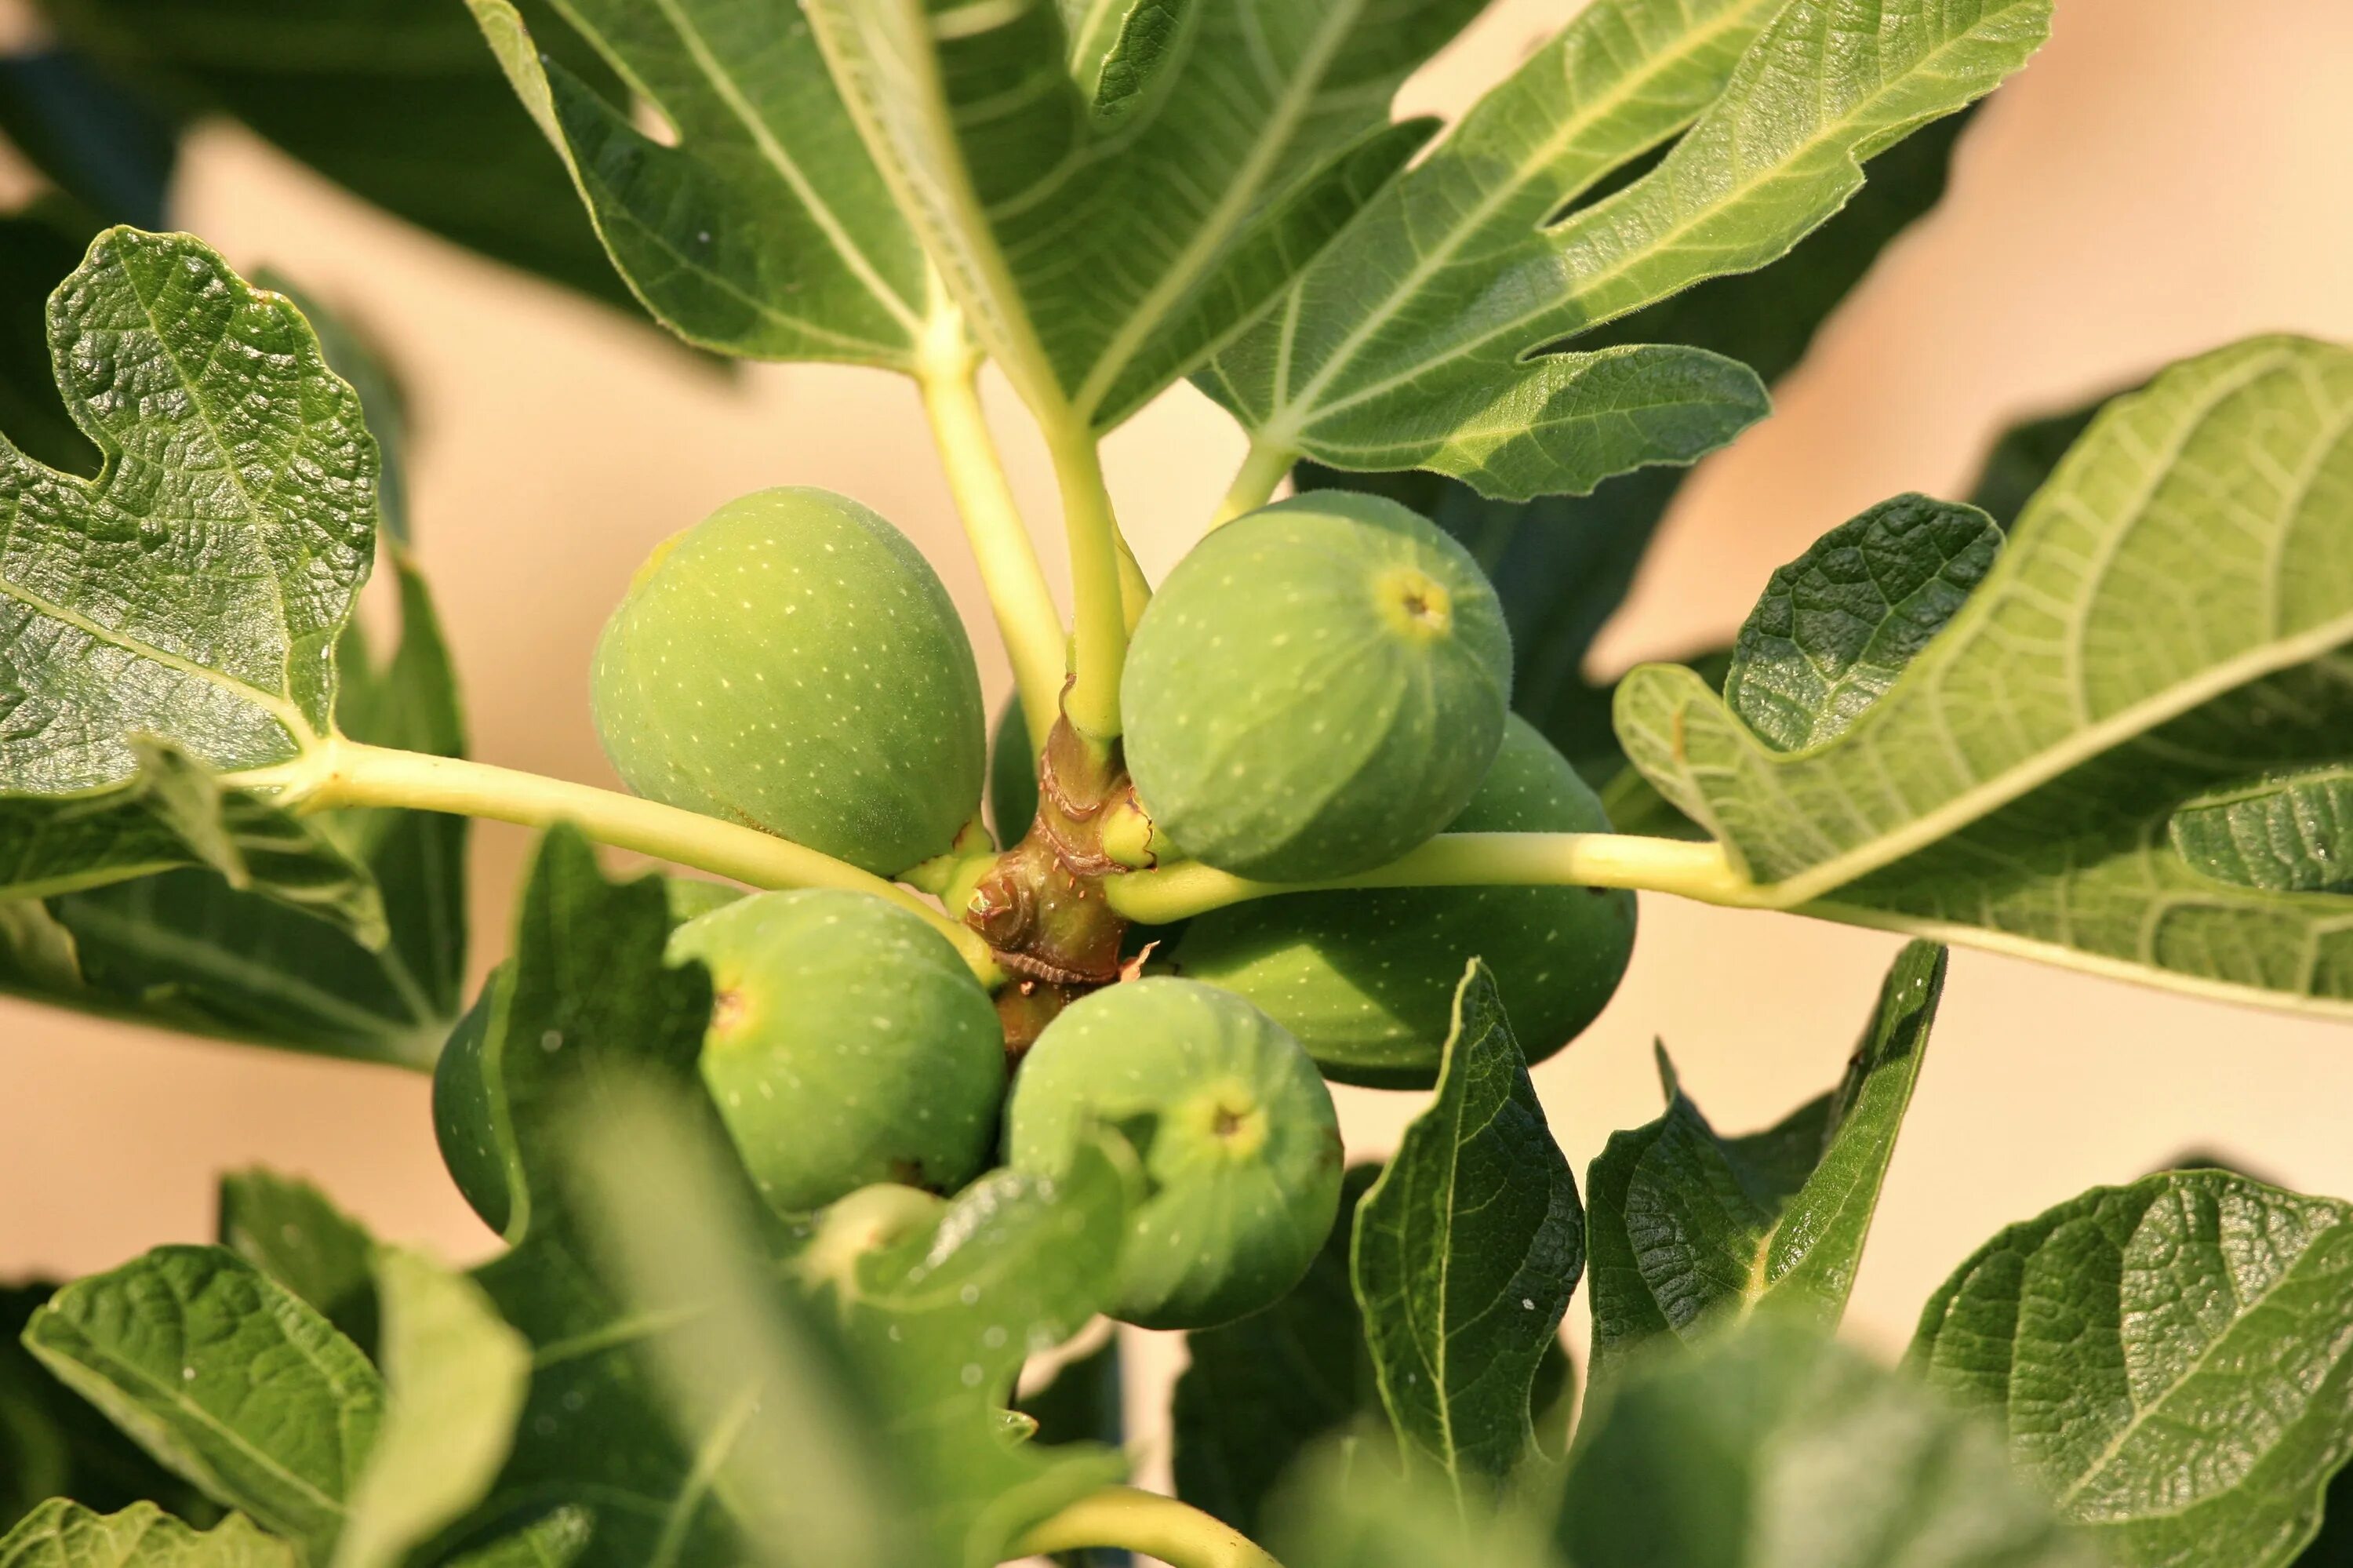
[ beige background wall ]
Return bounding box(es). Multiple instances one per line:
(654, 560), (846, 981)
(4, 0), (2352, 1480)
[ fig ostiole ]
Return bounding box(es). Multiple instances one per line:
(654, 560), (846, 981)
(1161, 717), (1637, 1087)
(592, 486), (987, 879)
(1003, 977), (1343, 1330)
(668, 889), (1006, 1215)
(1118, 489), (1512, 882)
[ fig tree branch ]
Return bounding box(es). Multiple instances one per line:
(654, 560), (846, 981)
(915, 297), (1067, 755)
(263, 738), (1002, 982)
(1011, 1486), (1282, 1568)
(1104, 830), (1750, 923)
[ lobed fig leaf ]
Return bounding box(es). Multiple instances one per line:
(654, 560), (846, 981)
(1004, 977), (1344, 1330)
(591, 486), (986, 878)
(1163, 716), (1635, 1086)
(667, 889), (1004, 1214)
(1121, 491), (1511, 882)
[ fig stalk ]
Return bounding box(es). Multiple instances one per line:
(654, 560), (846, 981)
(1014, 1486), (1283, 1568)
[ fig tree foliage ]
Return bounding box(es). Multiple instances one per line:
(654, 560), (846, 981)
(2, 0), (2351, 1566)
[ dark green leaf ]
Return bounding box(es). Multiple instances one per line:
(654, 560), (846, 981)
(1911, 1169), (2353, 1568)
(1173, 1166), (1383, 1539)
(0, 202), (100, 478)
(1353, 964), (1581, 1500)
(21, 1249), (383, 1563)
(35, 0), (635, 313)
(1558, 1318), (2094, 1567)
(1722, 494), (2003, 751)
(803, 0), (1482, 426)
(1018, 1337), (1126, 1568)
(0, 1500), (293, 1566)
(216, 1170), (378, 1357)
(467, 0), (929, 369)
(1585, 942), (1944, 1392)
(2169, 768), (2353, 894)
(0, 1286), (216, 1535)
(1267, 1442), (1561, 1568)
(439, 827), (750, 1568)
(0, 49), (176, 231)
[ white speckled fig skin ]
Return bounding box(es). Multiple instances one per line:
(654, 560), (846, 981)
(668, 890), (1004, 1215)
(1004, 978), (1343, 1330)
(1162, 717), (1637, 1087)
(1118, 490), (1511, 882)
(592, 486), (986, 878)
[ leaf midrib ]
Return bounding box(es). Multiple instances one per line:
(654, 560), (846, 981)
(645, 0), (925, 338)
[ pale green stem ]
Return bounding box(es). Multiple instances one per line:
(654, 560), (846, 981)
(1105, 831), (1750, 924)
(1212, 435), (1298, 528)
(916, 325), (1066, 756)
(270, 739), (1001, 982)
(1048, 416), (1131, 746)
(1011, 1487), (1282, 1568)
(1115, 528), (1152, 631)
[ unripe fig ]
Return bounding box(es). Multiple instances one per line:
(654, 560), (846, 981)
(669, 890), (1004, 1214)
(432, 977), (509, 1235)
(1004, 977), (1343, 1329)
(1119, 491), (1511, 881)
(797, 1182), (947, 1293)
(592, 486), (986, 877)
(1162, 717), (1636, 1088)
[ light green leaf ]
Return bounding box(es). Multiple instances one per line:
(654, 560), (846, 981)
(435, 1510), (591, 1568)
(33, 0), (636, 314)
(1352, 963), (1581, 1501)
(1911, 1169), (2353, 1568)
(1584, 942), (1944, 1393)
(1557, 1319), (2096, 1568)
(1267, 1442), (1562, 1568)
(1210, 0), (2047, 497)
(562, 1076), (908, 1568)
(0, 1501), (292, 1567)
(467, 0), (929, 369)
(216, 1171), (379, 1356)
(1, 226), (373, 780)
(332, 1252), (529, 1568)
(20, 1250), (384, 1563)
(13, 558), (464, 1067)
(830, 1148), (1133, 1568)
(802, 0), (1481, 425)
(1617, 336), (2353, 1013)
(1722, 496), (2003, 751)
(2169, 769), (2353, 894)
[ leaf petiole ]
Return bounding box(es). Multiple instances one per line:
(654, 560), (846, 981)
(915, 295), (1067, 755)
(1213, 436), (1298, 527)
(250, 738), (1001, 982)
(1012, 1486), (1282, 1568)
(1048, 416), (1132, 748)
(1105, 830), (1750, 923)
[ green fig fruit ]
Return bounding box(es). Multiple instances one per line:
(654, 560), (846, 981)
(592, 486), (986, 878)
(669, 890), (1004, 1214)
(1162, 717), (1636, 1088)
(1119, 490), (1511, 882)
(432, 976), (510, 1235)
(1004, 977), (1343, 1329)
